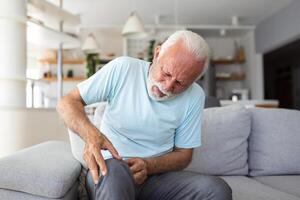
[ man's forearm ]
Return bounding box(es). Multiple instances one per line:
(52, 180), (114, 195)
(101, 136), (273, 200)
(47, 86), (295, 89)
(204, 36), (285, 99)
(56, 96), (99, 142)
(144, 148), (192, 175)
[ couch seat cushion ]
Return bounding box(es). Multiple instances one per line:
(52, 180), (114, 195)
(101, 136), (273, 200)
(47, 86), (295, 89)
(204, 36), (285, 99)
(0, 141), (81, 199)
(253, 176), (300, 198)
(221, 176), (300, 200)
(0, 182), (78, 200)
(185, 105), (250, 175)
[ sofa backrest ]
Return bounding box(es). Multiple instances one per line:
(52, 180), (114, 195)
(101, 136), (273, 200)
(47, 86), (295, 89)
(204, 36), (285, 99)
(248, 108), (300, 176)
(185, 105), (251, 175)
(69, 103), (300, 177)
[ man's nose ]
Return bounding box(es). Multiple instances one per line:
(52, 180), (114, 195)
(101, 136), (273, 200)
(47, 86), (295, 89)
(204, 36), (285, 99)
(163, 78), (175, 93)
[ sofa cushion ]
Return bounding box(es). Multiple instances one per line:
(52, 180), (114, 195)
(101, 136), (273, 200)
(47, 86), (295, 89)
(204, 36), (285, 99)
(0, 141), (81, 199)
(253, 176), (300, 198)
(69, 130), (87, 169)
(249, 108), (300, 176)
(0, 182), (79, 200)
(221, 176), (300, 200)
(185, 105), (250, 175)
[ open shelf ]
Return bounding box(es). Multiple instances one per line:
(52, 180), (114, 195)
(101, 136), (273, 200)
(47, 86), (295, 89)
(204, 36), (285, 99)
(41, 77), (85, 82)
(38, 58), (84, 64)
(27, 0), (80, 27)
(211, 58), (245, 65)
(216, 73), (246, 81)
(37, 58), (114, 65)
(27, 21), (81, 49)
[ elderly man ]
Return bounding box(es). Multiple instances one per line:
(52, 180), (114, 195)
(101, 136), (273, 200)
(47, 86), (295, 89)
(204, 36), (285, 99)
(57, 30), (232, 200)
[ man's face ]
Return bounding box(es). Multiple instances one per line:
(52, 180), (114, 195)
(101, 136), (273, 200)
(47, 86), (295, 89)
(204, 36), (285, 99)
(147, 40), (204, 101)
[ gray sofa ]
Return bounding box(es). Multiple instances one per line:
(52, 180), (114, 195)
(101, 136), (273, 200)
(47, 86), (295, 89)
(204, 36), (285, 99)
(0, 105), (300, 200)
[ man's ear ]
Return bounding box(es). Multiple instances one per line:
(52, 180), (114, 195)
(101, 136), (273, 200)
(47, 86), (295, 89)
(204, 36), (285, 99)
(153, 46), (161, 62)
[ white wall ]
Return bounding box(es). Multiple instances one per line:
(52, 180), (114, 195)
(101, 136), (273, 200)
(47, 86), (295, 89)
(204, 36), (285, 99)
(240, 31), (264, 99)
(255, 0), (300, 53)
(0, 108), (69, 157)
(80, 27), (124, 57)
(0, 0), (27, 108)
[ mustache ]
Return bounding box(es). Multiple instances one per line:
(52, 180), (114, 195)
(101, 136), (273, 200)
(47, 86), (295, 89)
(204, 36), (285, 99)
(147, 76), (178, 102)
(148, 73), (173, 97)
(153, 81), (173, 97)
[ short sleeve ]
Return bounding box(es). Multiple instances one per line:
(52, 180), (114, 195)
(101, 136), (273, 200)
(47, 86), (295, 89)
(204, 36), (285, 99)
(174, 87), (205, 148)
(77, 58), (120, 105)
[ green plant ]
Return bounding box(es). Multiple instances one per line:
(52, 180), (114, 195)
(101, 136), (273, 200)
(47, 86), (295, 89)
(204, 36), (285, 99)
(147, 40), (156, 62)
(86, 53), (99, 78)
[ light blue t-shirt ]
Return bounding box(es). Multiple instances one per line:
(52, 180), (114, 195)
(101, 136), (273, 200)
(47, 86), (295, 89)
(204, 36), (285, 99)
(77, 56), (205, 159)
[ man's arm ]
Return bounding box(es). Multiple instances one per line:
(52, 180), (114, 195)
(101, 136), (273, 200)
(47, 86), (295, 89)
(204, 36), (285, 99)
(126, 147), (192, 184)
(56, 88), (121, 184)
(56, 88), (96, 141)
(146, 147), (193, 174)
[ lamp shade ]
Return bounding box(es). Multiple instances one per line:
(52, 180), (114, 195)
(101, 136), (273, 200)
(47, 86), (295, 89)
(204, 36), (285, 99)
(122, 11), (145, 37)
(82, 33), (99, 53)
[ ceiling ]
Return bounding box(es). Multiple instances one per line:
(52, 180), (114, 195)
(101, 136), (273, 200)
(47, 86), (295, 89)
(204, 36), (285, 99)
(48, 0), (294, 28)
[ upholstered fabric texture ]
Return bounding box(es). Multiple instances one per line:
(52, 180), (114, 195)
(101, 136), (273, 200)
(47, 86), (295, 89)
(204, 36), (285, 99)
(253, 176), (300, 198)
(0, 141), (81, 199)
(221, 176), (300, 200)
(249, 108), (300, 176)
(0, 182), (79, 200)
(185, 105), (250, 175)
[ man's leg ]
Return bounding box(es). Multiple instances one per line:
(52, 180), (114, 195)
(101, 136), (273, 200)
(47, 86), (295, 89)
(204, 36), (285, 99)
(86, 158), (136, 200)
(137, 171), (232, 200)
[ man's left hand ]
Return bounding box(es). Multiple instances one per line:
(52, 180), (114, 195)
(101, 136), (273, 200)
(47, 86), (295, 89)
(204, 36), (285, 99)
(125, 158), (148, 185)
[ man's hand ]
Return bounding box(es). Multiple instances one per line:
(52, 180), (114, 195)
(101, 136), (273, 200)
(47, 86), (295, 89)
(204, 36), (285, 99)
(83, 132), (121, 184)
(125, 158), (148, 185)
(56, 88), (122, 184)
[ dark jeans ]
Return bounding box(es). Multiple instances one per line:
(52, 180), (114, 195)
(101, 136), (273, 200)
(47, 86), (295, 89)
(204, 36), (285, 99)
(86, 159), (232, 200)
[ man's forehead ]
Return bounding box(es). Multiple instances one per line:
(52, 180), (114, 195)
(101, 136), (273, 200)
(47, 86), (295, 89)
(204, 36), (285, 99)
(159, 47), (192, 66)
(161, 57), (202, 82)
(158, 40), (203, 78)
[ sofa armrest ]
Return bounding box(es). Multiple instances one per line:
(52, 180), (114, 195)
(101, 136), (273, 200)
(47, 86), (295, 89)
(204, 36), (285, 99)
(0, 141), (81, 199)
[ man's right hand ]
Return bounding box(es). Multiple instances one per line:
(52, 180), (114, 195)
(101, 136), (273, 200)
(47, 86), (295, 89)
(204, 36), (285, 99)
(83, 132), (121, 184)
(56, 88), (121, 184)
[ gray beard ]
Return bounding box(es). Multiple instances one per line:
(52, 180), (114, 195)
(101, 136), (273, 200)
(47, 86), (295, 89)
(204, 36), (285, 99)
(146, 76), (178, 102)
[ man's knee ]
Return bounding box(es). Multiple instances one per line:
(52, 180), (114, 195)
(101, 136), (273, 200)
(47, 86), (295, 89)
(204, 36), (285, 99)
(101, 158), (134, 185)
(191, 175), (232, 200)
(106, 159), (131, 175)
(208, 176), (232, 200)
(91, 159), (135, 200)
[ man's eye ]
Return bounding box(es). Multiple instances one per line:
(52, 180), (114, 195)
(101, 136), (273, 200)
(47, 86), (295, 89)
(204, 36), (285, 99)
(163, 71), (171, 77)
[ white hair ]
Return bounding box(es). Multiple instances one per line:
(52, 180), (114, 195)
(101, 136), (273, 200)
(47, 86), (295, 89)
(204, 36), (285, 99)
(159, 30), (210, 80)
